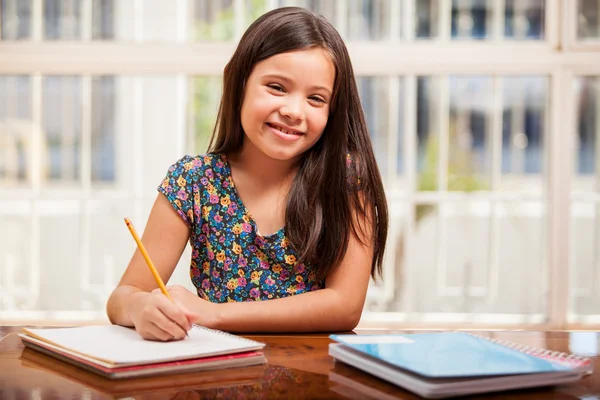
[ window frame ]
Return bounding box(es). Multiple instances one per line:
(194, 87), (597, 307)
(0, 0), (599, 328)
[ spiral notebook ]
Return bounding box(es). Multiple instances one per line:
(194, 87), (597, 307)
(19, 325), (266, 379)
(20, 346), (267, 395)
(329, 332), (593, 399)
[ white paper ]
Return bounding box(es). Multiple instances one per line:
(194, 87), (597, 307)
(23, 325), (264, 365)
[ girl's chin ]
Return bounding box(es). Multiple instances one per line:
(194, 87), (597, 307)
(262, 147), (304, 162)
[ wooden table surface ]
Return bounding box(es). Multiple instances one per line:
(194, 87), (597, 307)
(1, 326), (599, 399)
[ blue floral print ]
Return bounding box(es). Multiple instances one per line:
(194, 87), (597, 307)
(158, 154), (323, 303)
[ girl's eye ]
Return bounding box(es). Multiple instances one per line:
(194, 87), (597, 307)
(309, 96), (326, 104)
(268, 84), (285, 92)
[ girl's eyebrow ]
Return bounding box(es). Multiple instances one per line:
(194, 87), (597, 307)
(262, 74), (332, 96)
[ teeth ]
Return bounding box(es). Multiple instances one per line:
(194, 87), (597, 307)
(271, 123), (298, 135)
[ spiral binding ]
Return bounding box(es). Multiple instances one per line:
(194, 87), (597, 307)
(191, 324), (265, 348)
(466, 332), (594, 373)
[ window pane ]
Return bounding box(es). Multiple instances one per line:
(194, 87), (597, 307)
(39, 214), (81, 311)
(416, 0), (547, 40)
(1, 0), (31, 40)
(43, 76), (82, 185)
(0, 215), (32, 310)
(501, 76), (547, 191)
(1, 75), (200, 321)
(411, 203), (440, 308)
(417, 77), (440, 190)
(245, 0), (269, 30)
(448, 76), (493, 192)
(574, 76), (599, 180)
(347, 0), (393, 40)
(578, 0), (600, 40)
(409, 201), (545, 318)
(91, 76), (115, 183)
(416, 76), (494, 192)
(92, 0), (114, 40)
(357, 77), (390, 178)
(495, 200), (546, 315)
(2, 76), (135, 189)
(248, 0), (394, 40)
(190, 76), (222, 154)
(276, 0), (336, 26)
(452, 0), (492, 40)
(437, 202), (492, 313)
(416, 0), (439, 39)
(572, 76), (600, 321)
(570, 202), (600, 319)
(504, 0), (544, 39)
(397, 78), (405, 175)
(86, 200), (134, 308)
(0, 76), (31, 187)
(193, 0), (235, 41)
(44, 0), (82, 40)
(417, 76), (547, 194)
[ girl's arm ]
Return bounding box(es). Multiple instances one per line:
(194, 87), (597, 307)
(180, 205), (375, 333)
(106, 194), (195, 339)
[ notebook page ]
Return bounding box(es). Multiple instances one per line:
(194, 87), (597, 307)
(23, 325), (264, 365)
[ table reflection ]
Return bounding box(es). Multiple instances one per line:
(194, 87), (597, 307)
(1, 328), (599, 400)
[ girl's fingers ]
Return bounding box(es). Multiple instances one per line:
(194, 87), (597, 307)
(143, 321), (174, 342)
(156, 297), (193, 331)
(151, 306), (189, 339)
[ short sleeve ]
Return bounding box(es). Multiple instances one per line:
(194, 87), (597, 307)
(157, 155), (196, 227)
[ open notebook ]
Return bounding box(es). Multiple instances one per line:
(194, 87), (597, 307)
(329, 332), (593, 399)
(19, 325), (266, 379)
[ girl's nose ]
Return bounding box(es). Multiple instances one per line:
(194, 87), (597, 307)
(279, 98), (303, 123)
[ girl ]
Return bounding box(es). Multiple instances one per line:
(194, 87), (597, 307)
(106, 7), (388, 340)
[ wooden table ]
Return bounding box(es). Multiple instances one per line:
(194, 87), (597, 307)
(1, 326), (598, 399)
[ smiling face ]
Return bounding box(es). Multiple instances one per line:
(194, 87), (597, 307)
(239, 47), (336, 163)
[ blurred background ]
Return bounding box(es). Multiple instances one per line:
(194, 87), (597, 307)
(0, 0), (599, 329)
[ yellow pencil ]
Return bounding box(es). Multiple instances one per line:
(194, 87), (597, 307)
(124, 217), (189, 337)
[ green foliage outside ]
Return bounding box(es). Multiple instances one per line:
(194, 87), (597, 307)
(416, 125), (489, 222)
(190, 2), (488, 220)
(191, 1), (269, 154)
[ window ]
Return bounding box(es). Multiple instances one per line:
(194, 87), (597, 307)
(1, 0), (599, 328)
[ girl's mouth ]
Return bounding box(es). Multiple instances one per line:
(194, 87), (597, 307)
(266, 122), (302, 136)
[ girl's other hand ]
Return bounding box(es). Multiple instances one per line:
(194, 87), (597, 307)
(129, 291), (196, 341)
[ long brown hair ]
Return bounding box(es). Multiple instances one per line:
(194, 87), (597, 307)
(209, 7), (388, 283)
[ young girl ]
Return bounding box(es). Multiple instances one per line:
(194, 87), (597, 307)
(106, 6), (388, 340)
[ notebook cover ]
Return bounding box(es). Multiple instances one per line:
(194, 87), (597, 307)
(21, 325), (265, 366)
(330, 332), (572, 378)
(20, 346), (267, 397)
(21, 335), (265, 379)
(328, 343), (584, 399)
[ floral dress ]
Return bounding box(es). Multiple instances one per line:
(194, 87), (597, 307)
(158, 153), (323, 303)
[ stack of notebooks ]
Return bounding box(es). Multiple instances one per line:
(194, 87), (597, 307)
(329, 332), (594, 399)
(19, 325), (266, 379)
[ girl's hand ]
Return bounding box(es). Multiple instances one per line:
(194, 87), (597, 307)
(129, 291), (197, 341)
(159, 285), (220, 328)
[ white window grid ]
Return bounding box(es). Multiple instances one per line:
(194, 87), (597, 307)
(0, 0), (599, 327)
(564, 0), (600, 51)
